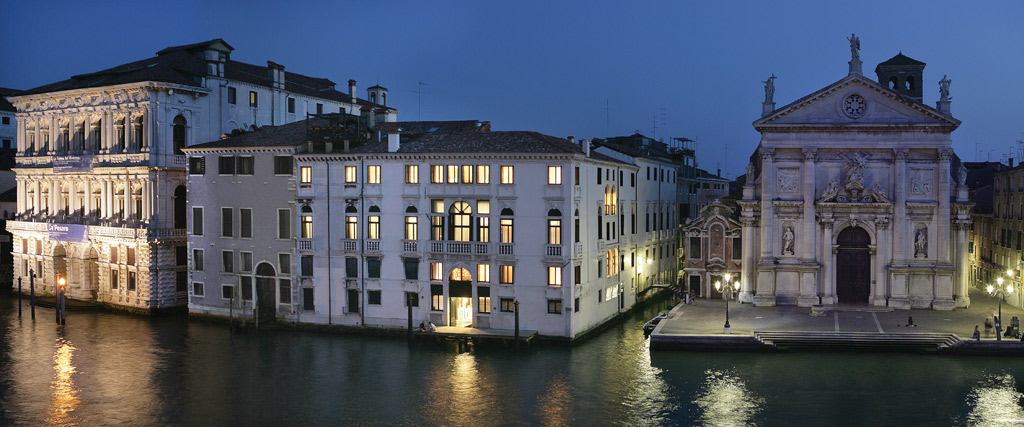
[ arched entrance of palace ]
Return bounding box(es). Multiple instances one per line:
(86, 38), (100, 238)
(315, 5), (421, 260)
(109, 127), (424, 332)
(836, 227), (871, 304)
(255, 263), (277, 323)
(448, 267), (473, 327)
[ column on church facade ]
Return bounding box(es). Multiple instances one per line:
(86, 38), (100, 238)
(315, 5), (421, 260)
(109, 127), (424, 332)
(956, 222), (971, 307)
(938, 149), (952, 263)
(874, 219), (890, 306)
(759, 148), (775, 258)
(820, 218), (835, 304)
(893, 149), (908, 260)
(799, 148), (819, 305)
(740, 217), (755, 303)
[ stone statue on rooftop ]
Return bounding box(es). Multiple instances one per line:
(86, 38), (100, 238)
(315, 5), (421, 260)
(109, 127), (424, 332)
(762, 74), (777, 103)
(939, 75), (952, 101)
(958, 164), (967, 187)
(847, 33), (860, 60)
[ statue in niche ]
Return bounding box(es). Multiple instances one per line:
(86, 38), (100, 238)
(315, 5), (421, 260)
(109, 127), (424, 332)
(746, 162), (756, 181)
(939, 75), (952, 102)
(762, 74), (777, 103)
(915, 228), (928, 258)
(958, 165), (968, 187)
(843, 151), (869, 185)
(820, 179), (841, 202)
(782, 226), (795, 255)
(847, 33), (861, 60)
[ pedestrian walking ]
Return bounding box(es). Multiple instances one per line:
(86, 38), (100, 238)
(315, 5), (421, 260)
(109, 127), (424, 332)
(984, 318), (993, 337)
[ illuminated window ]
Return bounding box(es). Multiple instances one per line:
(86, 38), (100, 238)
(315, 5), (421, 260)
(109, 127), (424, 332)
(430, 262), (443, 281)
(477, 216), (490, 242)
(367, 165), (381, 184)
(450, 267), (472, 281)
(447, 165), (459, 183)
(405, 215), (418, 240)
(405, 165), (419, 184)
(548, 266), (562, 286)
(477, 264), (490, 283)
(431, 165), (444, 183)
(461, 165), (474, 183)
(500, 217), (513, 243)
(300, 166), (312, 183)
(477, 165), (490, 184)
(449, 201), (472, 241)
(500, 265), (514, 284)
(478, 287), (491, 313)
(548, 219), (562, 244)
(300, 210), (313, 239)
(500, 166), (514, 184)
(345, 166), (357, 183)
(431, 285), (443, 311)
(346, 216), (358, 239)
(368, 215), (380, 239)
(548, 166), (562, 185)
(249, 91), (258, 107)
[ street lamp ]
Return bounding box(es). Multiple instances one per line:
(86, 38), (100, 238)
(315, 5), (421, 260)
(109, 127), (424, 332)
(714, 273), (741, 334)
(987, 277), (1013, 341)
(57, 276), (67, 325)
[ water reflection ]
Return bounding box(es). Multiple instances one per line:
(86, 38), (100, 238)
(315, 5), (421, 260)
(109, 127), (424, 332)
(965, 373), (1024, 425)
(694, 369), (763, 427)
(623, 341), (677, 426)
(45, 337), (82, 426)
(536, 373), (574, 426)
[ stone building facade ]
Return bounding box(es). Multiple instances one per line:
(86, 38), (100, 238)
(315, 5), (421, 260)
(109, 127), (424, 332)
(739, 49), (971, 310)
(682, 200), (742, 298)
(6, 39), (394, 312)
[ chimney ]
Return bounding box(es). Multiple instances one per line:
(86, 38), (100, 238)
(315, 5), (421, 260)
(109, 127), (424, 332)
(1010, 158), (1015, 168)
(567, 136), (575, 145)
(348, 80), (357, 104)
(387, 131), (400, 152)
(717, 168), (721, 177)
(582, 139), (591, 157)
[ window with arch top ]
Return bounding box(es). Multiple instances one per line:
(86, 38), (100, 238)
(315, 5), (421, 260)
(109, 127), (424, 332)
(173, 115), (187, 155)
(449, 201), (472, 241)
(500, 208), (514, 243)
(548, 209), (562, 245)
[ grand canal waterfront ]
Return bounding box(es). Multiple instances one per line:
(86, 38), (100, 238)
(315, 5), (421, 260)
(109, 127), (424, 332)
(3, 293), (1024, 426)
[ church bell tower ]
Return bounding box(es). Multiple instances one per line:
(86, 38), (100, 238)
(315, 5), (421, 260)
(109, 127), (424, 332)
(875, 52), (926, 102)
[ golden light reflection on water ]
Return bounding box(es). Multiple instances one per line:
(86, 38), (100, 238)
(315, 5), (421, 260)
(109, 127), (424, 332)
(422, 352), (501, 425)
(535, 374), (573, 427)
(45, 337), (82, 427)
(965, 373), (1024, 425)
(694, 369), (763, 427)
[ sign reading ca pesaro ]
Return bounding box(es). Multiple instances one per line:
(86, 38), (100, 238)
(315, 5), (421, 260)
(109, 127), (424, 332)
(53, 155), (94, 173)
(48, 223), (89, 243)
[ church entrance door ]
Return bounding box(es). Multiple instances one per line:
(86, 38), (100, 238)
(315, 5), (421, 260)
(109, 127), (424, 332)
(836, 227), (871, 304)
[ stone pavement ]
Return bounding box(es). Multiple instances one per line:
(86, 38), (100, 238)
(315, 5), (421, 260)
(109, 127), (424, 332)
(654, 286), (1024, 340)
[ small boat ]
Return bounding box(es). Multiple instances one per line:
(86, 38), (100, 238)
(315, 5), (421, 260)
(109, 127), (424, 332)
(643, 311), (669, 335)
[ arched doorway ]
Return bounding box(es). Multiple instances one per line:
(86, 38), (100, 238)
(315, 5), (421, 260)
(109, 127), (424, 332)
(448, 267), (473, 327)
(83, 247), (99, 299)
(836, 227), (871, 304)
(255, 262), (277, 323)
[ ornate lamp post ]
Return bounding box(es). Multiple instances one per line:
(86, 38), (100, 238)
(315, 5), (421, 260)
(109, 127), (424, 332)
(987, 275), (1013, 341)
(715, 273), (741, 334)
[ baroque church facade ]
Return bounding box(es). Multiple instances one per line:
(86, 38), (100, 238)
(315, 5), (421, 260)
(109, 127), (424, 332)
(738, 38), (971, 310)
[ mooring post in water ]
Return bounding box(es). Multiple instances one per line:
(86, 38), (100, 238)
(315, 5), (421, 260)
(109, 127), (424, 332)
(407, 293), (414, 345)
(514, 300), (520, 352)
(30, 270), (35, 320)
(18, 277), (22, 317)
(60, 286), (66, 326)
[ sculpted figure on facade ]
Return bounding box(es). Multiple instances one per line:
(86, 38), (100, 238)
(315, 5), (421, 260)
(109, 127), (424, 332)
(843, 151), (868, 185)
(915, 227), (928, 258)
(847, 33), (860, 60)
(819, 179), (841, 202)
(746, 162), (755, 181)
(778, 169), (799, 193)
(957, 164), (967, 187)
(868, 182), (890, 203)
(762, 74), (777, 103)
(782, 226), (795, 255)
(911, 172), (931, 195)
(939, 75), (952, 101)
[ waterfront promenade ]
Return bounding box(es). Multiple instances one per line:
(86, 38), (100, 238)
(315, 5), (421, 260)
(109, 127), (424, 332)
(652, 286), (1024, 353)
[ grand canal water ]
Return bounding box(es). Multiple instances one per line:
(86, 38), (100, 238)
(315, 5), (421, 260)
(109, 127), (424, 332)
(3, 293), (1024, 426)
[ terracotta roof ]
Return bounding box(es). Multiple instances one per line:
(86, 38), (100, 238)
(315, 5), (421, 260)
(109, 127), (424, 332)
(185, 118), (318, 150)
(876, 52), (926, 68)
(378, 120), (490, 135)
(15, 39), (395, 112)
(0, 87), (21, 112)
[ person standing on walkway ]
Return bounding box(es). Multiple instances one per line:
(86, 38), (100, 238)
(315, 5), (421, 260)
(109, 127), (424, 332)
(973, 325), (981, 341)
(984, 318), (993, 338)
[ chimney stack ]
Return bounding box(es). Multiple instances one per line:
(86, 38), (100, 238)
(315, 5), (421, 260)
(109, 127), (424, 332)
(567, 136), (575, 145)
(348, 80), (357, 104)
(387, 131), (400, 153)
(1010, 158), (1015, 168)
(582, 139), (591, 157)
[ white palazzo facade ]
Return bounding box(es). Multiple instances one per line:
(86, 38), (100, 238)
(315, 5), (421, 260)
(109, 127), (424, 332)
(739, 55), (971, 310)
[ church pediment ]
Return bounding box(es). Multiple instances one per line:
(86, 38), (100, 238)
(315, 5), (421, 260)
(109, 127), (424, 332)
(753, 75), (960, 131)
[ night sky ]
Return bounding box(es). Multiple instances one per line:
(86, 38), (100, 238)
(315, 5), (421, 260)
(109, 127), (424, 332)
(3, 1), (1021, 177)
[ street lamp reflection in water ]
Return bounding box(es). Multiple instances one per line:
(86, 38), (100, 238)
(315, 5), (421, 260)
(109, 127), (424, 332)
(45, 338), (81, 426)
(714, 273), (741, 334)
(695, 369), (763, 426)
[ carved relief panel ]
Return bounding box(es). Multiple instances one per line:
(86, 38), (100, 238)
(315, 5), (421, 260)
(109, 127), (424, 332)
(777, 168), (800, 194)
(710, 223), (725, 261)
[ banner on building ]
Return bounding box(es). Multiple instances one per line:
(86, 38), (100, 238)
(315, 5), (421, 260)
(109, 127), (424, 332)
(53, 155), (94, 173)
(48, 223), (89, 243)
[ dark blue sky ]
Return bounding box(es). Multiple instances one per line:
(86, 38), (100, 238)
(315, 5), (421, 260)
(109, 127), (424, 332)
(3, 1), (1021, 177)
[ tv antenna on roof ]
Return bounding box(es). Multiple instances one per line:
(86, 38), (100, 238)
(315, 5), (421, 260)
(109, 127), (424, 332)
(412, 82), (429, 120)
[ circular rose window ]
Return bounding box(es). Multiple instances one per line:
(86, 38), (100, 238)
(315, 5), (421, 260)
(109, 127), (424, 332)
(843, 94), (866, 118)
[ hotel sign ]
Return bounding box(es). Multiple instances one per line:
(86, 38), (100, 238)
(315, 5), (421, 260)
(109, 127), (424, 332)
(53, 155), (94, 173)
(48, 223), (89, 243)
